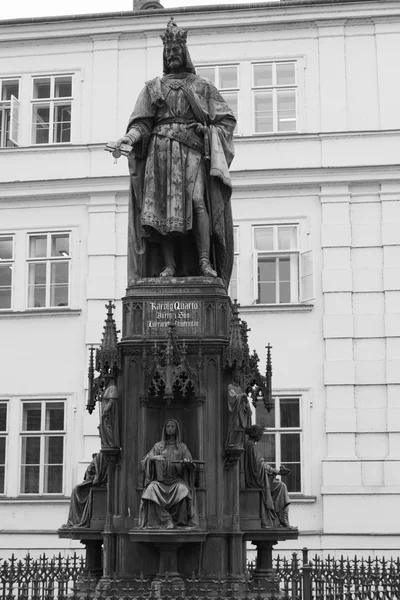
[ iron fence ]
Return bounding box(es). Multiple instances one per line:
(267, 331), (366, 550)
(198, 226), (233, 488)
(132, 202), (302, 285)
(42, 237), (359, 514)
(1, 549), (400, 599)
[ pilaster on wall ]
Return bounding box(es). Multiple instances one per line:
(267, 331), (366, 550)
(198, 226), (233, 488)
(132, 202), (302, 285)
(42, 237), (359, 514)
(321, 182), (400, 534)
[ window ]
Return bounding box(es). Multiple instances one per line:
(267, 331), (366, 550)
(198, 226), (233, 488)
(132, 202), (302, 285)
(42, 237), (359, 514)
(253, 62), (297, 133)
(0, 79), (20, 147)
(20, 400), (65, 494)
(31, 75), (72, 144)
(196, 65), (239, 129)
(0, 403), (7, 494)
(0, 236), (13, 309)
(256, 396), (302, 493)
(27, 232), (70, 308)
(254, 225), (299, 304)
(229, 227), (239, 301)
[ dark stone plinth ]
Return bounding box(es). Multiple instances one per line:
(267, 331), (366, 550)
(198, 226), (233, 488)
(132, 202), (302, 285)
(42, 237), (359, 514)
(244, 528), (299, 585)
(129, 529), (206, 579)
(122, 277), (230, 340)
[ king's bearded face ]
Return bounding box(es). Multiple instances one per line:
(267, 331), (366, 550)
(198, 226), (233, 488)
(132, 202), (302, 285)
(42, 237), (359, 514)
(164, 41), (185, 73)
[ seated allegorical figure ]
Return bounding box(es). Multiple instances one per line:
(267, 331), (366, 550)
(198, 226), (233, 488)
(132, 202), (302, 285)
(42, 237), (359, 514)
(63, 451), (107, 528)
(244, 425), (292, 529)
(139, 419), (199, 529)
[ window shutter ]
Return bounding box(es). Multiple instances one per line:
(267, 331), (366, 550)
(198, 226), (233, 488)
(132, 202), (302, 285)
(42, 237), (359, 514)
(300, 249), (314, 302)
(9, 95), (20, 146)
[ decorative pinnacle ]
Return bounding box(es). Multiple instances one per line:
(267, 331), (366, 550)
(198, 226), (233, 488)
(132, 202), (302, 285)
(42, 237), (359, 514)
(96, 301), (120, 378)
(160, 17), (188, 46)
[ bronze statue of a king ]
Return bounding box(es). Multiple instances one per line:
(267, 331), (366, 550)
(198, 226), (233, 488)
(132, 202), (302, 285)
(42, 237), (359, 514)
(116, 17), (236, 288)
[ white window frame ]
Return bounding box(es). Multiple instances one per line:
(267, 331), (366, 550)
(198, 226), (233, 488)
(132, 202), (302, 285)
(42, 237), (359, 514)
(26, 231), (71, 309)
(253, 224), (300, 305)
(31, 74), (73, 145)
(252, 61), (298, 135)
(19, 399), (66, 496)
(0, 79), (20, 148)
(256, 394), (303, 494)
(195, 63), (240, 134)
(0, 234), (14, 310)
(0, 401), (8, 495)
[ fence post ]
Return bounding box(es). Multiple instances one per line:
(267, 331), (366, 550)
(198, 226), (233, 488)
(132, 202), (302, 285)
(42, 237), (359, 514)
(302, 547), (312, 600)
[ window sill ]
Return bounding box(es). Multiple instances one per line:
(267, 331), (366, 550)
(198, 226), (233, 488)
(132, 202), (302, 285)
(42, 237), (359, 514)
(238, 303), (313, 314)
(0, 496), (69, 503)
(289, 494), (317, 504)
(0, 308), (81, 319)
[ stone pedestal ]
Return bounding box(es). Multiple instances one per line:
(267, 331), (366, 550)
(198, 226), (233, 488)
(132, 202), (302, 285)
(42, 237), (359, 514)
(59, 276), (300, 597)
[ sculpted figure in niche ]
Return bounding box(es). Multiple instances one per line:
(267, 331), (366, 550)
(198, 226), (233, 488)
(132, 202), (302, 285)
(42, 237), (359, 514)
(139, 419), (199, 529)
(244, 425), (291, 529)
(63, 452), (107, 528)
(115, 17), (236, 286)
(99, 374), (120, 449)
(225, 369), (252, 448)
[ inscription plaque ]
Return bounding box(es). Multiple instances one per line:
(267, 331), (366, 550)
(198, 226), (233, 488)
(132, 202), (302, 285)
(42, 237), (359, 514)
(146, 299), (201, 336)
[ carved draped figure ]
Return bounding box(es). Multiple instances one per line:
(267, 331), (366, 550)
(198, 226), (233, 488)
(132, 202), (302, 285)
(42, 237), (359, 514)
(126, 72), (236, 286)
(64, 452), (107, 528)
(99, 381), (120, 449)
(225, 382), (252, 448)
(244, 439), (290, 528)
(139, 420), (198, 529)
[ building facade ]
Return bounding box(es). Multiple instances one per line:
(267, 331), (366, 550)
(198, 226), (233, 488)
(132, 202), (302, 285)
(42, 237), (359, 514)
(0, 0), (399, 558)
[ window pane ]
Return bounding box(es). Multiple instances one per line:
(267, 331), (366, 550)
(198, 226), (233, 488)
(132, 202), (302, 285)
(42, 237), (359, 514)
(221, 92), (238, 122)
(54, 76), (72, 98)
(45, 402), (64, 431)
(51, 234), (70, 257)
(21, 436), (41, 463)
(278, 226), (297, 251)
(0, 466), (4, 494)
(281, 433), (300, 463)
(50, 262), (69, 307)
(22, 403), (42, 431)
(280, 398), (300, 428)
(257, 433), (276, 466)
(53, 104), (71, 143)
(0, 265), (12, 287)
(219, 66), (237, 89)
(259, 285), (275, 305)
(44, 437), (63, 493)
(28, 263), (46, 308)
(0, 289), (11, 309)
(29, 235), (47, 258)
(33, 78), (51, 99)
(0, 405), (7, 431)
(44, 465), (63, 494)
(277, 89), (296, 132)
(254, 91), (273, 133)
(276, 63), (295, 86)
(0, 237), (13, 260)
(278, 258), (290, 303)
(21, 466), (40, 494)
(256, 403), (275, 428)
(196, 67), (215, 85)
(45, 436), (64, 464)
(283, 463), (301, 493)
(253, 64), (273, 87)
(2, 80), (19, 101)
(254, 227), (274, 251)
(0, 265), (12, 309)
(32, 105), (50, 144)
(0, 437), (5, 464)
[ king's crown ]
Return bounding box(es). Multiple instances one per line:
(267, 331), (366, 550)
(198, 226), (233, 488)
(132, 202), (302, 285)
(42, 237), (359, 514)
(160, 17), (188, 45)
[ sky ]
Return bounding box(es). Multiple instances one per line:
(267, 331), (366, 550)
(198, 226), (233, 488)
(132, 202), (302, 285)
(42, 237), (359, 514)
(0, 0), (277, 21)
